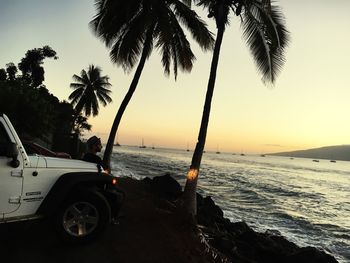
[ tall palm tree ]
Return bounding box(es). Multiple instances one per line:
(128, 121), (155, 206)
(69, 64), (113, 117)
(90, 0), (214, 170)
(182, 0), (290, 215)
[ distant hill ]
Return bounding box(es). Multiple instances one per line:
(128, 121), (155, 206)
(270, 145), (350, 161)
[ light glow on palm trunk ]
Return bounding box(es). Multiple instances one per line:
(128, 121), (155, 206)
(187, 168), (199, 181)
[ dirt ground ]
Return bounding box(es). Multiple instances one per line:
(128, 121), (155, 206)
(0, 178), (215, 263)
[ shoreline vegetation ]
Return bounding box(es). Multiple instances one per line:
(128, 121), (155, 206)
(0, 174), (338, 263)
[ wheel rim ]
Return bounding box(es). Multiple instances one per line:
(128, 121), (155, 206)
(63, 201), (99, 237)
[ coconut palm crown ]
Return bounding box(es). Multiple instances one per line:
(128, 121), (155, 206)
(91, 0), (213, 78)
(197, 0), (289, 83)
(69, 64), (112, 117)
(90, 0), (214, 170)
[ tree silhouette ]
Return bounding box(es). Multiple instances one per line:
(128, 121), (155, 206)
(0, 69), (6, 81)
(68, 64), (113, 117)
(18, 45), (58, 87)
(182, 0), (290, 215)
(91, 0), (214, 170)
(73, 114), (92, 136)
(6, 63), (17, 81)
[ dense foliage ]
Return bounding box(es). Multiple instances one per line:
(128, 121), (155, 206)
(0, 79), (72, 142)
(0, 47), (91, 157)
(18, 45), (58, 88)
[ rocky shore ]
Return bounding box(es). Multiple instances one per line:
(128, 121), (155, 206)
(146, 174), (338, 263)
(0, 174), (338, 263)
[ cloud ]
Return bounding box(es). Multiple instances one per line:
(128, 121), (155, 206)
(263, 144), (284, 148)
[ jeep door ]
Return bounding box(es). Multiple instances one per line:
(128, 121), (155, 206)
(0, 119), (23, 215)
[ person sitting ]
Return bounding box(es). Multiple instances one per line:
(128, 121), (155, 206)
(82, 135), (124, 224)
(82, 136), (107, 170)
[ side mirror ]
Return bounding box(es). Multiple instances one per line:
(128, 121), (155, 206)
(6, 142), (20, 168)
(6, 142), (19, 158)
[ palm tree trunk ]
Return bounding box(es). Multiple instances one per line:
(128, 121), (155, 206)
(103, 29), (154, 170)
(182, 16), (226, 216)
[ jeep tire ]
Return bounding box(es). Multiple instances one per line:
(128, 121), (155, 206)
(54, 190), (111, 244)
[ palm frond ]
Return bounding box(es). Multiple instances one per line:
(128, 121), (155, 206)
(154, 18), (173, 76)
(241, 1), (290, 83)
(69, 82), (85, 89)
(180, 0), (192, 7)
(172, 0), (214, 51)
(90, 91), (99, 116)
(71, 74), (84, 84)
(90, 0), (142, 47)
(109, 8), (151, 70)
(68, 87), (85, 105)
(168, 11), (195, 73)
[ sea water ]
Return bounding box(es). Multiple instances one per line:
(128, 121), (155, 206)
(110, 146), (350, 262)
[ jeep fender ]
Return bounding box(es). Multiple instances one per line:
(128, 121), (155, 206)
(36, 172), (116, 217)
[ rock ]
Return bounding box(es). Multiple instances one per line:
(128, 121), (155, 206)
(151, 173), (182, 200)
(197, 195), (224, 226)
(142, 177), (152, 184)
(212, 235), (235, 254)
(286, 247), (339, 263)
(196, 193), (338, 263)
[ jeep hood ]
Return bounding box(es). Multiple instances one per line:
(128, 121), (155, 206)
(29, 155), (99, 170)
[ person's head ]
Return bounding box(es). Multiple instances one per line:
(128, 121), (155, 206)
(86, 136), (102, 153)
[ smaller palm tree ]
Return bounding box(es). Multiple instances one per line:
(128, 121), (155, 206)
(69, 65), (113, 117)
(73, 114), (92, 136)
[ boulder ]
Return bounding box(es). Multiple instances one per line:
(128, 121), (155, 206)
(151, 173), (182, 200)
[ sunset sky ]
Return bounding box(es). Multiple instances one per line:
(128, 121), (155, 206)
(1, 0), (350, 154)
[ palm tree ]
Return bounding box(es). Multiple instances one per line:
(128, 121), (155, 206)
(73, 114), (92, 136)
(182, 0), (290, 215)
(69, 64), (113, 117)
(90, 0), (214, 170)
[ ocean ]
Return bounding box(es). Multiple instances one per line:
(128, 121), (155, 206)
(110, 146), (350, 262)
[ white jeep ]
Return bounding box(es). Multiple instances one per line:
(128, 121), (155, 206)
(0, 113), (122, 243)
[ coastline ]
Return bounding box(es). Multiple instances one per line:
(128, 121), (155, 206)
(0, 174), (338, 262)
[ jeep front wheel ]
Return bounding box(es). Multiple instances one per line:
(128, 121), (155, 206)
(55, 190), (111, 243)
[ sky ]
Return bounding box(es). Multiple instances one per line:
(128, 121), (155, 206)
(0, 0), (350, 154)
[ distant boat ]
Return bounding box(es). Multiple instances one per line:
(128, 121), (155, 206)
(139, 138), (146, 148)
(216, 144), (221, 154)
(330, 160), (336, 163)
(152, 143), (155, 149)
(312, 159), (319, 162)
(114, 134), (121, 146)
(186, 142), (190, 152)
(240, 153), (245, 156)
(260, 154), (266, 157)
